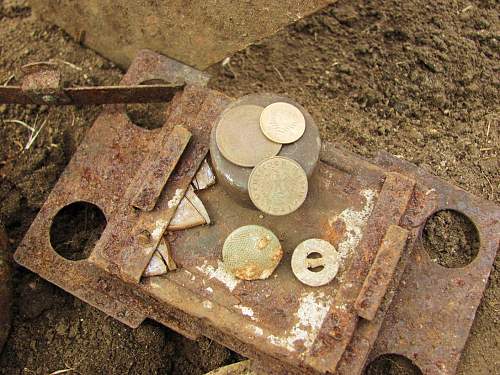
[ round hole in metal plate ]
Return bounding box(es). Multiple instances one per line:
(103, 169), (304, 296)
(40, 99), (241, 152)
(50, 201), (106, 261)
(125, 79), (173, 130)
(365, 354), (422, 375)
(422, 209), (480, 268)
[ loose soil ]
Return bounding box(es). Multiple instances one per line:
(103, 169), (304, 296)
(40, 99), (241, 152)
(365, 353), (422, 375)
(423, 209), (481, 268)
(0, 0), (498, 374)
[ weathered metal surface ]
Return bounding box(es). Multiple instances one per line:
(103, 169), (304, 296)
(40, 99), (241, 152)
(21, 68), (71, 105)
(13, 50), (500, 375)
(0, 83), (183, 105)
(88, 84), (229, 284)
(355, 224), (408, 321)
(305, 171), (415, 374)
(368, 152), (500, 375)
(0, 50), (209, 105)
(131, 126), (192, 211)
(30, 1), (336, 69)
(0, 227), (11, 353)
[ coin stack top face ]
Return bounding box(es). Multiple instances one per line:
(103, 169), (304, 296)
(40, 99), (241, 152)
(216, 104), (282, 167)
(222, 225), (283, 280)
(248, 156), (308, 216)
(260, 102), (306, 144)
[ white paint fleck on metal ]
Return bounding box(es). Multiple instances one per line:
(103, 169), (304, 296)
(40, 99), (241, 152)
(206, 287), (214, 293)
(167, 188), (184, 208)
(330, 189), (375, 261)
(152, 219), (168, 241)
(234, 305), (255, 320)
(196, 260), (240, 292)
(250, 325), (264, 336)
(267, 291), (333, 352)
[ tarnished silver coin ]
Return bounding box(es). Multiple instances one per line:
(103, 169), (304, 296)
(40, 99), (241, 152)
(222, 225), (283, 280)
(248, 156), (308, 216)
(216, 104), (282, 167)
(291, 239), (340, 287)
(260, 102), (306, 144)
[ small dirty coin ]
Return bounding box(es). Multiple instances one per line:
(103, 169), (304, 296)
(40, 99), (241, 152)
(216, 104), (281, 167)
(291, 239), (340, 287)
(248, 156), (308, 216)
(222, 225), (282, 281)
(260, 102), (306, 144)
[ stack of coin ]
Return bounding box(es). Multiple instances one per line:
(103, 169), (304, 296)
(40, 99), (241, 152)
(216, 105), (281, 167)
(214, 97), (316, 216)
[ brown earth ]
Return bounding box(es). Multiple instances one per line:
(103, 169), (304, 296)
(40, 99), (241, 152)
(0, 0), (498, 374)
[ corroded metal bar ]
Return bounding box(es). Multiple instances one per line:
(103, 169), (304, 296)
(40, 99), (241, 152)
(355, 224), (408, 321)
(308, 172), (415, 373)
(0, 50), (209, 105)
(0, 83), (183, 105)
(131, 126), (192, 212)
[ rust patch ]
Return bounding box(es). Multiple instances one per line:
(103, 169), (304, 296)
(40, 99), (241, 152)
(355, 224), (408, 321)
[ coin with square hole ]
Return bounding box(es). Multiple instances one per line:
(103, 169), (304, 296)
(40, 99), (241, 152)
(291, 239), (340, 287)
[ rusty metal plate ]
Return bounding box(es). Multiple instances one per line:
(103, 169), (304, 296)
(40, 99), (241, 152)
(30, 1), (336, 69)
(365, 152), (500, 375)
(13, 51), (500, 375)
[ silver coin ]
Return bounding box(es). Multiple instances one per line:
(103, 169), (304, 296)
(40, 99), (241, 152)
(222, 225), (283, 280)
(248, 156), (308, 216)
(260, 102), (306, 144)
(216, 104), (282, 167)
(291, 239), (340, 287)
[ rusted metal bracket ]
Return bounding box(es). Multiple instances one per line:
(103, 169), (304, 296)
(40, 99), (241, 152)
(13, 50), (500, 375)
(0, 52), (209, 105)
(355, 224), (408, 321)
(131, 126), (192, 212)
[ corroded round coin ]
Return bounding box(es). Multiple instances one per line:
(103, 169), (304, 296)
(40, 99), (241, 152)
(222, 225), (283, 280)
(216, 104), (282, 167)
(291, 239), (340, 287)
(248, 156), (308, 216)
(260, 102), (306, 144)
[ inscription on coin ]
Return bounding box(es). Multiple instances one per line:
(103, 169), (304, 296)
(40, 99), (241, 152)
(216, 104), (281, 167)
(248, 156), (308, 216)
(260, 102), (306, 144)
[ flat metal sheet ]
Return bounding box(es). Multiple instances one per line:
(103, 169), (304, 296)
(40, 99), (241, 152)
(13, 51), (500, 375)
